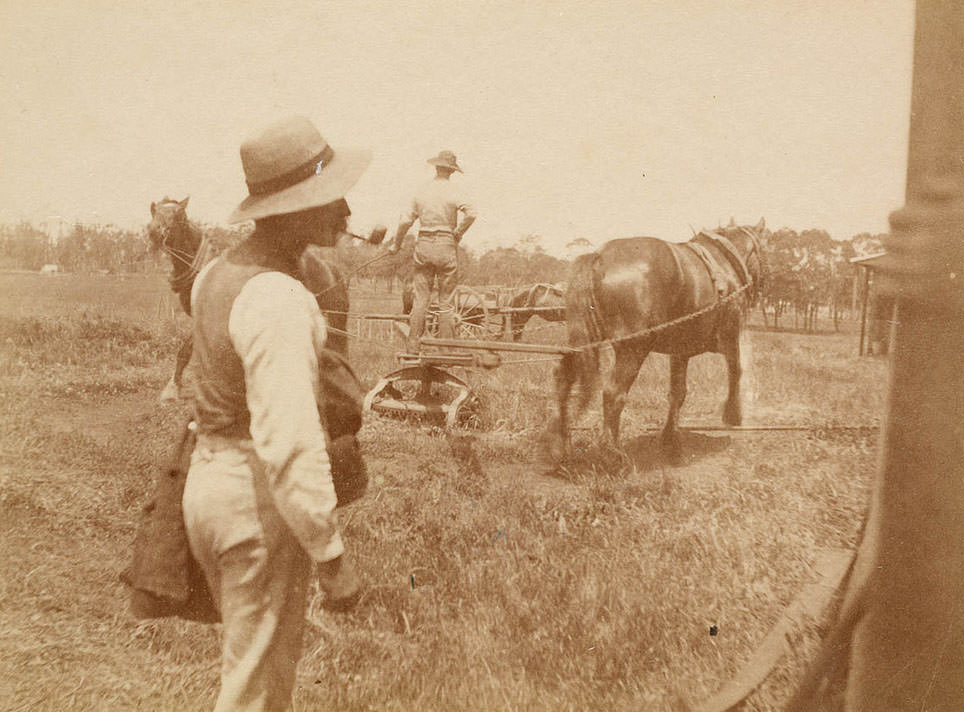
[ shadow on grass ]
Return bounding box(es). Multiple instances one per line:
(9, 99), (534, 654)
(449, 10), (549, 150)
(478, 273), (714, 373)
(621, 431), (732, 472)
(547, 428), (734, 480)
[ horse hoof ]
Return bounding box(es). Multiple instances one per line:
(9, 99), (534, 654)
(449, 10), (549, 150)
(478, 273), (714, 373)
(159, 379), (180, 404)
(663, 445), (683, 465)
(661, 432), (683, 464)
(723, 403), (742, 427)
(539, 426), (569, 465)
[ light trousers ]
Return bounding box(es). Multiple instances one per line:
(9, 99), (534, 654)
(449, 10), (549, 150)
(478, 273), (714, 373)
(408, 234), (458, 351)
(183, 436), (312, 712)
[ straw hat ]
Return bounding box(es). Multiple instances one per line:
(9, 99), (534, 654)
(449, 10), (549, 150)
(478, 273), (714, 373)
(228, 116), (371, 223)
(427, 150), (462, 173)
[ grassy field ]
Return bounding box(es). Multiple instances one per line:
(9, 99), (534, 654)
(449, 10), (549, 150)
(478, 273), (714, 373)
(0, 272), (885, 711)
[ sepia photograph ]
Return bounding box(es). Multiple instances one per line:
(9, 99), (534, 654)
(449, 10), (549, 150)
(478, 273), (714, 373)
(1, 1), (962, 710)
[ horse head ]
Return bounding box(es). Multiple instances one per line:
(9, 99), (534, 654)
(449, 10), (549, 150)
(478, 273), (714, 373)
(715, 217), (770, 304)
(147, 196), (192, 254)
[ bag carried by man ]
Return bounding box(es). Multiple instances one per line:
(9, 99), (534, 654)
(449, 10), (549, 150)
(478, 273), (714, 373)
(120, 420), (220, 622)
(318, 349), (368, 507)
(121, 349), (368, 621)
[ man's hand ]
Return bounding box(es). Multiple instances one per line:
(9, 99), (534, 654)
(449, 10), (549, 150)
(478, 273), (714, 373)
(387, 243), (399, 255)
(317, 555), (362, 612)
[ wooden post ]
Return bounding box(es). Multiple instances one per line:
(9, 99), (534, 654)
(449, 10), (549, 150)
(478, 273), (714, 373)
(851, 266), (859, 314)
(795, 2), (964, 708)
(858, 266), (870, 356)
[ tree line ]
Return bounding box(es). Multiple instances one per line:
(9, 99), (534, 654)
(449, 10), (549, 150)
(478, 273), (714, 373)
(0, 222), (572, 288)
(1, 220), (885, 331)
(0, 221), (247, 274)
(340, 232), (572, 293)
(761, 229), (885, 331)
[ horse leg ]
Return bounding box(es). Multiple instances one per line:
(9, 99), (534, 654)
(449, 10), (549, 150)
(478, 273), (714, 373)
(603, 343), (647, 445)
(662, 355), (690, 461)
(161, 334), (193, 403)
(545, 354), (577, 461)
(722, 335), (743, 426)
(174, 334), (193, 386)
(512, 313), (529, 342)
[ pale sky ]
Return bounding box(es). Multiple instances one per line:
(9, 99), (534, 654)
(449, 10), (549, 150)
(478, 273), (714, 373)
(0, 0), (915, 254)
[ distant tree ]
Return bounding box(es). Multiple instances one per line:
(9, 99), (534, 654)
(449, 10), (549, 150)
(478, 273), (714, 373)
(851, 233), (885, 258)
(761, 228), (800, 328)
(476, 247), (529, 286)
(204, 223), (249, 253)
(0, 222), (51, 270)
(116, 228), (153, 272)
(55, 224), (92, 272)
(456, 244), (477, 284)
(849, 233), (887, 306)
(524, 250), (569, 285)
(517, 233), (545, 254)
(85, 226), (120, 272)
(795, 229), (833, 330)
(760, 228), (885, 331)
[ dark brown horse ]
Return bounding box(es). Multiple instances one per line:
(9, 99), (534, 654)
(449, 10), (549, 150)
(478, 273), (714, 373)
(504, 283), (566, 341)
(548, 218), (768, 461)
(147, 197), (350, 401)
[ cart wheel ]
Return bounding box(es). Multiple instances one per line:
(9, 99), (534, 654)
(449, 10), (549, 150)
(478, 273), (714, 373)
(423, 286), (502, 340)
(452, 285), (503, 339)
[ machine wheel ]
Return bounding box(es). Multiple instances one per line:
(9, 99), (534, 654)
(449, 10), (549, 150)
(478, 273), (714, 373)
(363, 365), (474, 428)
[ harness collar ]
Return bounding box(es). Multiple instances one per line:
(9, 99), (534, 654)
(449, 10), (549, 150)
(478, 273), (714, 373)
(695, 230), (754, 288)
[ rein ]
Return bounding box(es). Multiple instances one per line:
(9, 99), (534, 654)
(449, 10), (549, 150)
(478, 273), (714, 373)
(160, 227), (209, 294)
(310, 250), (395, 299)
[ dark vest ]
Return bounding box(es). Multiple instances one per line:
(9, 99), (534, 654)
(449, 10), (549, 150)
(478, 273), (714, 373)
(191, 244), (301, 438)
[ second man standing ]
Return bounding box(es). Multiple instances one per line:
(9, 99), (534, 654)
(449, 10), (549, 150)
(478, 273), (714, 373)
(389, 150), (476, 351)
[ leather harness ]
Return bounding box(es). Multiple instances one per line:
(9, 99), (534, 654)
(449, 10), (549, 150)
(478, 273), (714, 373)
(685, 231), (753, 297)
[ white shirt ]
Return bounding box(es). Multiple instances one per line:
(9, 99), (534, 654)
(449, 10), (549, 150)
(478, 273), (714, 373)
(404, 176), (476, 234)
(225, 271), (342, 562)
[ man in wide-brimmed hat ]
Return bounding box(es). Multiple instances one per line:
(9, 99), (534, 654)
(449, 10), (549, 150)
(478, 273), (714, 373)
(182, 115), (368, 711)
(389, 149), (476, 351)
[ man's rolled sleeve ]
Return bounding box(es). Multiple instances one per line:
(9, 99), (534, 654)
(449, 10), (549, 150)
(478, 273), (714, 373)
(455, 194), (476, 241)
(458, 196), (477, 221)
(229, 272), (343, 562)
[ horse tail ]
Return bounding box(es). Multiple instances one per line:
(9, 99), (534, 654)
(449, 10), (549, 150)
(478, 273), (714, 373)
(506, 283), (535, 341)
(562, 252), (604, 414)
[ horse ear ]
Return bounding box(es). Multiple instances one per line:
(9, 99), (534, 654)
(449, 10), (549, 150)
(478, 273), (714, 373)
(755, 217), (766, 232)
(728, 216), (736, 227)
(150, 201), (156, 217)
(179, 196), (190, 208)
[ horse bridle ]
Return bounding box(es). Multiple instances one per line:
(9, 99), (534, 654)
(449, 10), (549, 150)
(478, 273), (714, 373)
(150, 202), (208, 290)
(150, 208), (191, 264)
